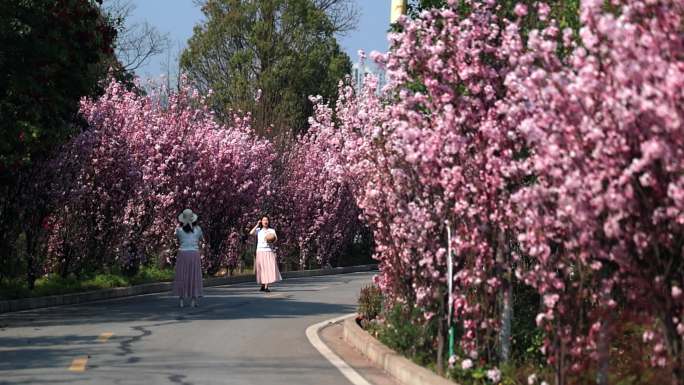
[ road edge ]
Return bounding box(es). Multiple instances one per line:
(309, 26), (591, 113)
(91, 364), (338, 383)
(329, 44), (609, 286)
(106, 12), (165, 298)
(0, 264), (377, 314)
(305, 313), (373, 385)
(342, 317), (457, 385)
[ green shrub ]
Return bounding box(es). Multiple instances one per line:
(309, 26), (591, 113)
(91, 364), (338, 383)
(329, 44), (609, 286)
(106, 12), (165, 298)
(81, 274), (129, 290)
(358, 284), (383, 320)
(129, 265), (175, 285)
(447, 361), (531, 385)
(0, 265), (176, 300)
(32, 275), (83, 296)
(0, 278), (31, 300)
(511, 282), (545, 365)
(378, 304), (437, 367)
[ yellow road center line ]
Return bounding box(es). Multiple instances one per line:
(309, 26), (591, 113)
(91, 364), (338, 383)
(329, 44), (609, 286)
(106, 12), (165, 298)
(97, 332), (114, 342)
(69, 357), (88, 372)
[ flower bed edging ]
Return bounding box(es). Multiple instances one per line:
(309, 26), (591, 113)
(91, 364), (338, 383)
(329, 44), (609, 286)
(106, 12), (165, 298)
(343, 316), (457, 385)
(0, 264), (377, 314)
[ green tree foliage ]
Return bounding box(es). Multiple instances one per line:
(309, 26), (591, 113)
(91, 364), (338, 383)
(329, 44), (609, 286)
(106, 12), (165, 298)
(0, 0), (118, 168)
(180, 0), (352, 139)
(0, 0), (118, 288)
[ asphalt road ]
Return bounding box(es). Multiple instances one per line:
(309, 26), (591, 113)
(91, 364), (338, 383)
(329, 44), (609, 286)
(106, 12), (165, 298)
(0, 271), (374, 385)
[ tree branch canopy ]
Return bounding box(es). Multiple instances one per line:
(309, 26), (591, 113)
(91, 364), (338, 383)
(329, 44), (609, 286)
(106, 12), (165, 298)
(103, 0), (171, 73)
(181, 0), (352, 139)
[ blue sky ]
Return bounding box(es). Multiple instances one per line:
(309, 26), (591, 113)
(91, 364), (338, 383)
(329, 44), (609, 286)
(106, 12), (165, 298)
(128, 0), (391, 80)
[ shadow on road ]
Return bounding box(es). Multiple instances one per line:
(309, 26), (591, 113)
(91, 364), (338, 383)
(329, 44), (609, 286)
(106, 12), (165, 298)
(0, 275), (359, 375)
(0, 276), (358, 328)
(0, 273), (375, 385)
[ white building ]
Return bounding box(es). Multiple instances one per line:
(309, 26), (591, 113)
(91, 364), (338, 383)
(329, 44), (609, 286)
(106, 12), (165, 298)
(351, 60), (387, 94)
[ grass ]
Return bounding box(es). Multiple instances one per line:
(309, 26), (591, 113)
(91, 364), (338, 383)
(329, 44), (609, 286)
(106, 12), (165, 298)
(0, 265), (256, 300)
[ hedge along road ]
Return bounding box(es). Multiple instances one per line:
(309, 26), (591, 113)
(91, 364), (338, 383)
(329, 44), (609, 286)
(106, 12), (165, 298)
(0, 271), (374, 385)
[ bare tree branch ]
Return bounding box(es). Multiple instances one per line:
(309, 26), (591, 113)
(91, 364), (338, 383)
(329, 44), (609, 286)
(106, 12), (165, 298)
(193, 0), (359, 34)
(103, 0), (171, 72)
(312, 0), (359, 34)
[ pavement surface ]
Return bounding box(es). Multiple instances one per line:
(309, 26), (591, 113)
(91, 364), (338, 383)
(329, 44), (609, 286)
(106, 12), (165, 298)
(319, 322), (400, 385)
(0, 272), (375, 385)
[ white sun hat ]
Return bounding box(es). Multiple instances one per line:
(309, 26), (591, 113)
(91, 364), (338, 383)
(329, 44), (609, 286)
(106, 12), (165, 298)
(178, 209), (198, 225)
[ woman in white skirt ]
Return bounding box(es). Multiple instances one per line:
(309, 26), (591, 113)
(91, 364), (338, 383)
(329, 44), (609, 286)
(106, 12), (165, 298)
(249, 215), (281, 292)
(173, 209), (204, 307)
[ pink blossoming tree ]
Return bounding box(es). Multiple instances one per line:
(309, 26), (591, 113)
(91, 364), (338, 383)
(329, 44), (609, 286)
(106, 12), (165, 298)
(273, 109), (363, 269)
(48, 79), (274, 275)
(307, 0), (684, 382)
(308, 0), (527, 371)
(507, 0), (684, 383)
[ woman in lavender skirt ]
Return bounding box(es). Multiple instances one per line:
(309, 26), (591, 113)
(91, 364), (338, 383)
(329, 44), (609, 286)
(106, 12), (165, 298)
(249, 215), (282, 292)
(173, 209), (204, 308)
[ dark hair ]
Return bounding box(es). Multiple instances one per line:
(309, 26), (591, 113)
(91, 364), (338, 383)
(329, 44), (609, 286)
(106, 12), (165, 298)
(258, 215), (269, 229)
(182, 221), (196, 233)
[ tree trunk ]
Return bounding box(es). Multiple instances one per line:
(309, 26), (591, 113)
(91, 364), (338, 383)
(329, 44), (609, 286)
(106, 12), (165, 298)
(500, 284), (513, 362)
(25, 230), (36, 290)
(300, 250), (306, 271)
(663, 313), (683, 385)
(437, 293), (446, 375)
(555, 328), (565, 385)
(496, 230), (513, 362)
(673, 356), (683, 385)
(596, 312), (611, 385)
(497, 229), (512, 362)
(26, 257), (36, 290)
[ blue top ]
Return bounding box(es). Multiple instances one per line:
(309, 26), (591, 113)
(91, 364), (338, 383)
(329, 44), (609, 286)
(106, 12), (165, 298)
(176, 226), (203, 251)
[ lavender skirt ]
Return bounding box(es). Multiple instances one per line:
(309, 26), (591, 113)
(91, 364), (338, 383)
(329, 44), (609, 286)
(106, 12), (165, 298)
(255, 251), (282, 284)
(173, 250), (203, 298)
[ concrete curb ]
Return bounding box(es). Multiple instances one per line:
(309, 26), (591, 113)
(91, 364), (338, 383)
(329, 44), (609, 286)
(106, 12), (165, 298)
(0, 264), (377, 314)
(306, 314), (372, 385)
(343, 316), (456, 385)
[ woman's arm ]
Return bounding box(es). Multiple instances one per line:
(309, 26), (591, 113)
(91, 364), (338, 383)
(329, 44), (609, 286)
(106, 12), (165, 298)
(197, 226), (207, 251)
(249, 221), (260, 235)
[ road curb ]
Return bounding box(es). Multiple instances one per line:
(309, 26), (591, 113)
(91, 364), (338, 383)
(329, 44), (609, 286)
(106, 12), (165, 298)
(343, 316), (456, 385)
(0, 264), (377, 314)
(306, 314), (372, 385)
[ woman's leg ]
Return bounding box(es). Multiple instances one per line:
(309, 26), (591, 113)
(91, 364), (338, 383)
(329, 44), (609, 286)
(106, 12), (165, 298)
(263, 252), (278, 293)
(256, 251), (268, 292)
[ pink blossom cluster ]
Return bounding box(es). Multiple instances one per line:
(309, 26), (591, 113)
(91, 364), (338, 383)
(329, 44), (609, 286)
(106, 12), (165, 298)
(47, 79), (274, 274)
(307, 0), (524, 364)
(506, 0), (684, 380)
(306, 0), (684, 382)
(272, 99), (363, 268)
